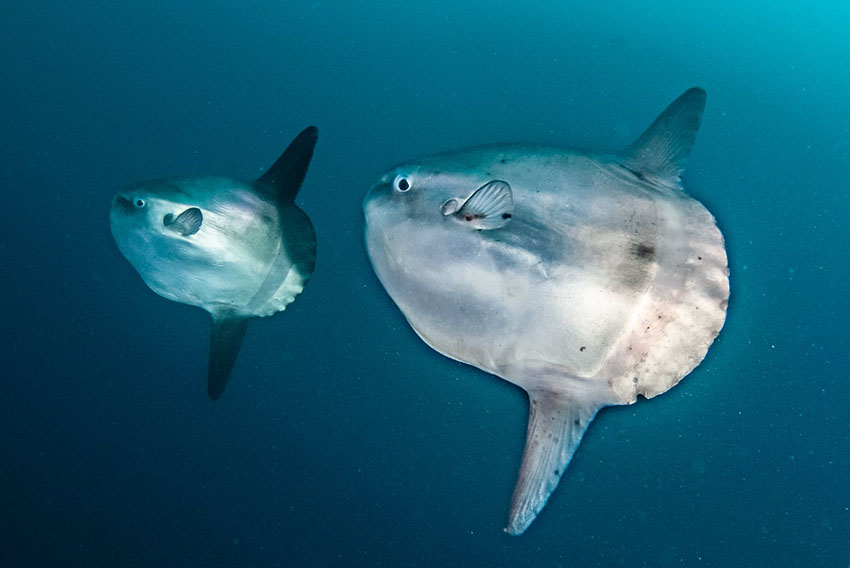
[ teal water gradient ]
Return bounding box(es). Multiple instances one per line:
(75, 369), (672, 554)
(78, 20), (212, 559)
(1, 1), (848, 566)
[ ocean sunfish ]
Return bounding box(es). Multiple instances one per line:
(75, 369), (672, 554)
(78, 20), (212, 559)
(363, 89), (729, 534)
(110, 126), (319, 400)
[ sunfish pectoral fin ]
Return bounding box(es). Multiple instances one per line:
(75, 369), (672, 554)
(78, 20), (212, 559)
(447, 180), (513, 230)
(255, 126), (319, 203)
(163, 207), (203, 236)
(505, 390), (603, 535)
(207, 311), (250, 401)
(619, 87), (706, 188)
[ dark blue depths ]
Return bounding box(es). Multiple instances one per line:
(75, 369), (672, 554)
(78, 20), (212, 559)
(1, 1), (848, 566)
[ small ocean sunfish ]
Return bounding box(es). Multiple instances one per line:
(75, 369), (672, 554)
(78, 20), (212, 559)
(110, 127), (319, 400)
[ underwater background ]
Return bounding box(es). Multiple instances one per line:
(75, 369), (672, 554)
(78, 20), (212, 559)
(1, 1), (848, 566)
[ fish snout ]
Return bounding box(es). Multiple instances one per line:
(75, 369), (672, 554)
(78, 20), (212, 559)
(112, 193), (150, 214)
(362, 181), (392, 216)
(113, 194), (133, 210)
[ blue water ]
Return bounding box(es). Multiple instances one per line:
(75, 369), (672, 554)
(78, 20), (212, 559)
(2, 1), (848, 566)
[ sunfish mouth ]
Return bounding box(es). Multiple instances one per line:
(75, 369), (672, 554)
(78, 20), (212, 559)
(362, 183), (384, 209)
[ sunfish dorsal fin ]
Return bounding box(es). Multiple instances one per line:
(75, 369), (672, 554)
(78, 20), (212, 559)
(446, 180), (513, 230)
(505, 391), (603, 535)
(255, 126), (319, 203)
(207, 311), (250, 401)
(620, 87), (706, 188)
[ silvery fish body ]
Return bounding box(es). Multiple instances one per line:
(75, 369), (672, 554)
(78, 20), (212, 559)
(363, 89), (728, 534)
(111, 127), (318, 400)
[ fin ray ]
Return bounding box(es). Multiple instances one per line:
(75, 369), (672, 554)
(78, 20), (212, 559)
(453, 180), (513, 230)
(164, 207), (203, 236)
(506, 392), (602, 535)
(620, 87), (706, 187)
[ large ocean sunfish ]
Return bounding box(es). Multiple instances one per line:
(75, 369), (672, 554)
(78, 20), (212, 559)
(111, 127), (318, 400)
(363, 89), (729, 534)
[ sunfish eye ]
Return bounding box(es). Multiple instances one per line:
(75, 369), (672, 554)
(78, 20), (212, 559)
(134, 198), (146, 208)
(393, 175), (410, 192)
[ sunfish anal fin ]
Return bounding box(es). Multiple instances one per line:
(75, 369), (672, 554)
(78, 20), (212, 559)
(619, 87), (706, 189)
(163, 207), (203, 236)
(447, 180), (513, 230)
(505, 390), (603, 535)
(207, 311), (250, 401)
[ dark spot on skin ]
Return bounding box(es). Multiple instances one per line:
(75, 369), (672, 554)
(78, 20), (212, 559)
(502, 213), (512, 219)
(465, 215), (475, 221)
(554, 470), (560, 476)
(624, 166), (646, 181)
(500, 158), (507, 164)
(573, 420), (580, 427)
(698, 256), (703, 260)
(633, 377), (639, 384)
(632, 243), (656, 260)
(579, 346), (586, 352)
